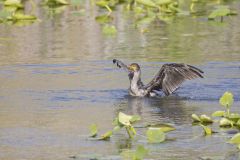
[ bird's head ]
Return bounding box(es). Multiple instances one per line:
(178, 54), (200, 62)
(128, 63), (140, 72)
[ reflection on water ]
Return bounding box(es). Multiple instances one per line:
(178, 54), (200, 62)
(0, 0), (240, 159)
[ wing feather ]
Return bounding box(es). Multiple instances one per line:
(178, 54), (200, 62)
(145, 63), (204, 96)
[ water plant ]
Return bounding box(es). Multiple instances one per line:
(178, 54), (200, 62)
(208, 5), (237, 22)
(0, 0), (38, 25)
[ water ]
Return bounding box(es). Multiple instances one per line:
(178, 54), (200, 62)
(0, 1), (240, 159)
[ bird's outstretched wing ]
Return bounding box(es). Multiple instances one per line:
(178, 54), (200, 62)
(113, 59), (130, 72)
(144, 63), (204, 96)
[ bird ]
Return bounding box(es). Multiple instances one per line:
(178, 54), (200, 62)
(113, 59), (204, 97)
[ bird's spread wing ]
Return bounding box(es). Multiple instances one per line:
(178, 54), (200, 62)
(144, 63), (204, 96)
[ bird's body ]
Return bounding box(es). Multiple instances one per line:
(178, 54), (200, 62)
(113, 59), (204, 97)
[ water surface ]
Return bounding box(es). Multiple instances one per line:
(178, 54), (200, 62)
(0, 1), (240, 159)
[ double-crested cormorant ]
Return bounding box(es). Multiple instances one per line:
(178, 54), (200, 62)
(113, 59), (204, 97)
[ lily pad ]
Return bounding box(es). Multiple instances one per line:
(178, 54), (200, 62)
(118, 112), (132, 126)
(219, 118), (234, 127)
(89, 124), (98, 137)
(4, 0), (23, 8)
(95, 15), (113, 24)
(136, 0), (157, 8)
(228, 133), (240, 144)
(146, 123), (176, 132)
(146, 128), (166, 143)
(200, 124), (212, 135)
(10, 13), (37, 21)
(98, 130), (112, 140)
(212, 111), (225, 117)
(192, 114), (201, 122)
(219, 91), (234, 108)
(200, 115), (213, 123)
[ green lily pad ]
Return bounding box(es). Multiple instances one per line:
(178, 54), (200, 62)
(4, 0), (23, 8)
(146, 123), (176, 132)
(219, 118), (234, 127)
(200, 115), (213, 123)
(212, 111), (225, 117)
(229, 113), (240, 119)
(219, 91), (234, 108)
(154, 0), (172, 5)
(98, 130), (112, 140)
(192, 114), (201, 122)
(136, 0), (157, 8)
(146, 128), (166, 143)
(228, 133), (240, 144)
(200, 124), (212, 135)
(236, 119), (240, 127)
(89, 124), (98, 137)
(95, 15), (113, 24)
(118, 112), (132, 126)
(10, 13), (37, 21)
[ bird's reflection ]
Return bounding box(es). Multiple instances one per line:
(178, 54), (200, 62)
(115, 95), (193, 125)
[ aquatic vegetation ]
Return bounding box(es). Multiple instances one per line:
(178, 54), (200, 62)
(199, 124), (212, 135)
(208, 5), (237, 22)
(191, 114), (213, 124)
(146, 127), (166, 143)
(219, 91), (234, 117)
(192, 91), (240, 150)
(102, 24), (117, 35)
(121, 145), (149, 160)
(98, 130), (113, 140)
(43, 0), (69, 6)
(92, 0), (239, 34)
(89, 123), (98, 137)
(0, 0), (38, 25)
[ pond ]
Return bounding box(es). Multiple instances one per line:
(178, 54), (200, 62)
(0, 0), (240, 159)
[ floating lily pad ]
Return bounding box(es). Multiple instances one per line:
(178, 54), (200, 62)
(212, 111), (225, 117)
(228, 133), (240, 144)
(118, 112), (132, 126)
(146, 128), (166, 143)
(219, 91), (234, 108)
(200, 115), (213, 123)
(208, 6), (236, 20)
(200, 124), (212, 135)
(136, 0), (157, 8)
(98, 130), (112, 140)
(95, 15), (113, 24)
(146, 123), (176, 132)
(4, 0), (23, 8)
(10, 13), (37, 21)
(219, 118), (234, 127)
(192, 114), (201, 122)
(89, 124), (98, 137)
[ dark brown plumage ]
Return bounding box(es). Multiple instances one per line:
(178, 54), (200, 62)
(113, 59), (204, 97)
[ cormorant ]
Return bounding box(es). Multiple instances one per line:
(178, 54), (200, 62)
(113, 59), (204, 97)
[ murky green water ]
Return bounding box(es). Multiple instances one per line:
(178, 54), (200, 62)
(0, 0), (240, 159)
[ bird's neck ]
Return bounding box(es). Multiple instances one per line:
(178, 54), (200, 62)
(130, 71), (142, 89)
